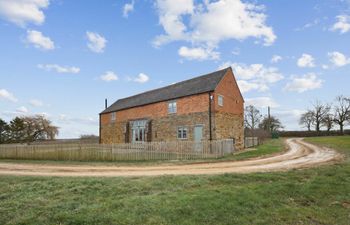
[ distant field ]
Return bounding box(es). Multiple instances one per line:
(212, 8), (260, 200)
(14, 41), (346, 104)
(305, 136), (350, 152)
(0, 137), (349, 225)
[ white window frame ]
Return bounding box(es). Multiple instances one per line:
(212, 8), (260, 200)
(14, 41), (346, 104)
(168, 100), (177, 114)
(177, 126), (188, 139)
(218, 95), (224, 107)
(111, 112), (116, 122)
(131, 120), (147, 143)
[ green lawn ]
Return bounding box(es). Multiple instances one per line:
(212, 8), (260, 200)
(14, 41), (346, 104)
(306, 136), (350, 153)
(0, 137), (349, 225)
(229, 138), (285, 161)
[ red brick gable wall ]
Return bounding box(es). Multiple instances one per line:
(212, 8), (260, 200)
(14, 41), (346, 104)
(101, 92), (209, 125)
(213, 69), (244, 115)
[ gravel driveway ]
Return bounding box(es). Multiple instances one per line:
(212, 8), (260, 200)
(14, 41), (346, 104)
(0, 138), (343, 177)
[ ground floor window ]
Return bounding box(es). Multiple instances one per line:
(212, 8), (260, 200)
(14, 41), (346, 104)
(131, 120), (147, 142)
(177, 126), (188, 139)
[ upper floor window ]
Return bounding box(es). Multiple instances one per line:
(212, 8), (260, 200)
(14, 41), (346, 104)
(111, 112), (116, 122)
(168, 101), (177, 114)
(218, 95), (224, 106)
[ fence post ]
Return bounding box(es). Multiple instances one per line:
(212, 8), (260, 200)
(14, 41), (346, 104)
(15, 145), (18, 158)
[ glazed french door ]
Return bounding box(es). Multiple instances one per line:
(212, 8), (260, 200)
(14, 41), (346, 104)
(131, 120), (147, 142)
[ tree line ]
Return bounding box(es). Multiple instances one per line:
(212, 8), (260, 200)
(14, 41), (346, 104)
(0, 115), (59, 144)
(244, 105), (283, 139)
(299, 95), (350, 134)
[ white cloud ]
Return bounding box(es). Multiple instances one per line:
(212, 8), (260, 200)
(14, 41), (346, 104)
(86, 31), (107, 53)
(38, 112), (49, 118)
(58, 114), (68, 122)
(220, 62), (283, 93)
(284, 73), (323, 93)
(57, 114), (98, 126)
(0, 89), (18, 102)
(232, 48), (240, 55)
(321, 64), (329, 70)
(330, 15), (350, 34)
(236, 80), (265, 93)
(153, 0), (194, 46)
(328, 51), (350, 67)
(271, 55), (282, 63)
(1, 110), (52, 122)
(100, 71), (118, 82)
(178, 46), (219, 60)
(29, 99), (43, 107)
(133, 73), (150, 83)
(0, 0), (49, 27)
(16, 106), (28, 114)
(275, 109), (305, 118)
(295, 18), (320, 31)
(223, 62), (284, 82)
(274, 109), (306, 131)
(26, 30), (55, 50)
(297, 53), (315, 68)
(191, 0), (276, 46)
(54, 114), (98, 138)
(123, 1), (134, 18)
(154, 0), (276, 48)
(38, 64), (80, 74)
(245, 97), (279, 108)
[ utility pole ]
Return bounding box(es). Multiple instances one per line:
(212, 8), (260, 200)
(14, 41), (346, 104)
(268, 106), (271, 133)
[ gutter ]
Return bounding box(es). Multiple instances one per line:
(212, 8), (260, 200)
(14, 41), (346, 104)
(99, 114), (101, 144)
(209, 92), (213, 141)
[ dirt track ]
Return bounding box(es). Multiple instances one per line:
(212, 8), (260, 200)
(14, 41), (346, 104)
(0, 138), (343, 177)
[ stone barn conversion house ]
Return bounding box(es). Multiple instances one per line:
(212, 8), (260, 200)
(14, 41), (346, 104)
(99, 67), (244, 150)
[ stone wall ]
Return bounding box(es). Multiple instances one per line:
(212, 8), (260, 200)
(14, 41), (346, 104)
(152, 112), (209, 142)
(214, 112), (244, 150)
(101, 110), (244, 151)
(100, 121), (127, 144)
(100, 112), (210, 143)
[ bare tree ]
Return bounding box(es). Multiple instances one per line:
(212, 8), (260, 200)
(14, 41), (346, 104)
(321, 113), (334, 132)
(310, 101), (331, 132)
(333, 95), (350, 135)
(259, 116), (284, 132)
(22, 115), (59, 143)
(299, 111), (314, 131)
(244, 105), (262, 136)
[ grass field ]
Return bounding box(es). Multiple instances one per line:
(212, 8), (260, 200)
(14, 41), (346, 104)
(306, 136), (350, 152)
(0, 137), (349, 225)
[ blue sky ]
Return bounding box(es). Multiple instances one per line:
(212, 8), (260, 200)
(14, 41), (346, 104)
(0, 0), (349, 138)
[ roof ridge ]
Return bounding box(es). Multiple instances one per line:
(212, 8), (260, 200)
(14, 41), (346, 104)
(101, 67), (231, 114)
(117, 67), (230, 102)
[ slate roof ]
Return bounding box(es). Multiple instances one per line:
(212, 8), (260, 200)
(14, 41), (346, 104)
(101, 67), (231, 114)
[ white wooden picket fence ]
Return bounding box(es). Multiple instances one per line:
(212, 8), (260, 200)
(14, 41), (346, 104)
(244, 137), (260, 148)
(0, 139), (235, 161)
